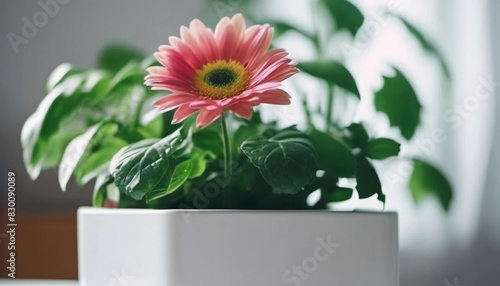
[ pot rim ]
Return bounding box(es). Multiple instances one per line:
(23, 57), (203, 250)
(77, 206), (397, 216)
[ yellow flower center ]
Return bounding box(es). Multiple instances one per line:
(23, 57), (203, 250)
(193, 60), (249, 99)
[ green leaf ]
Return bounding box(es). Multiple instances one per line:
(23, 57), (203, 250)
(58, 123), (102, 191)
(158, 109), (185, 138)
(396, 16), (450, 79)
(374, 68), (421, 140)
(110, 129), (184, 200)
(233, 112), (272, 154)
(356, 157), (384, 202)
(329, 187), (353, 202)
(41, 129), (84, 169)
(46, 63), (81, 92)
(82, 71), (112, 103)
(146, 159), (193, 202)
(309, 129), (356, 177)
(346, 123), (369, 149)
(58, 122), (119, 191)
(138, 113), (164, 139)
(167, 160), (193, 193)
(110, 61), (147, 92)
(21, 75), (86, 179)
(39, 77), (85, 143)
(107, 85), (147, 126)
(241, 127), (318, 194)
(322, 0), (364, 36)
(146, 148), (211, 204)
(75, 136), (128, 185)
(297, 61), (360, 97)
(187, 149), (210, 178)
(314, 174), (353, 206)
(93, 174), (111, 207)
(409, 159), (453, 211)
(98, 44), (144, 73)
(367, 138), (401, 160)
(193, 129), (223, 157)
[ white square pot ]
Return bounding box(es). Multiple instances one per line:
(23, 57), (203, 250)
(78, 207), (398, 286)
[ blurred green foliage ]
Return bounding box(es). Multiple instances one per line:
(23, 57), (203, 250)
(21, 0), (453, 211)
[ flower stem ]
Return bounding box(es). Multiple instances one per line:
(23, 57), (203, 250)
(220, 112), (231, 207)
(325, 84), (334, 131)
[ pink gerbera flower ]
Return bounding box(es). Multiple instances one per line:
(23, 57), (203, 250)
(145, 14), (298, 128)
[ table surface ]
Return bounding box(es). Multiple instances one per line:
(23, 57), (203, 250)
(0, 280), (78, 285)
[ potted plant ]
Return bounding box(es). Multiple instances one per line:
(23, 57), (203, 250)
(21, 4), (452, 286)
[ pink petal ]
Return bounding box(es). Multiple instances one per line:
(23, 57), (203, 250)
(247, 48), (288, 73)
(189, 100), (221, 110)
(145, 76), (194, 94)
(261, 66), (299, 84)
(251, 57), (291, 81)
(146, 66), (168, 76)
(214, 17), (231, 39)
(231, 14), (246, 39)
(238, 25), (273, 66)
(196, 108), (223, 128)
(152, 49), (197, 82)
(217, 22), (239, 61)
(258, 26), (274, 56)
(180, 25), (198, 47)
(245, 89), (291, 106)
(145, 72), (192, 87)
(189, 19), (218, 62)
(154, 94), (196, 111)
(189, 19), (207, 35)
(249, 82), (282, 93)
(249, 50), (298, 86)
(229, 103), (254, 120)
(220, 97), (239, 106)
(172, 104), (197, 124)
(166, 38), (204, 71)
